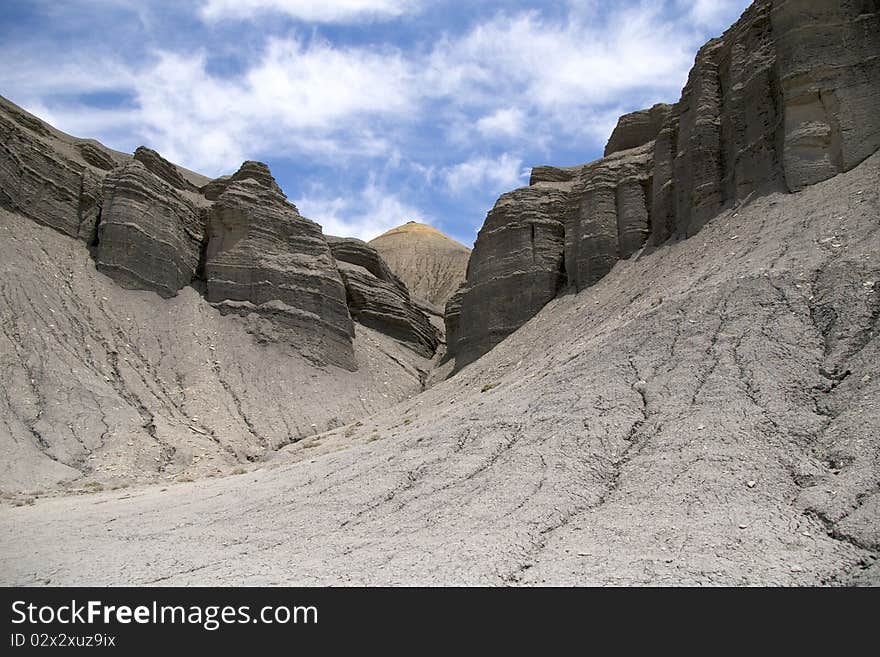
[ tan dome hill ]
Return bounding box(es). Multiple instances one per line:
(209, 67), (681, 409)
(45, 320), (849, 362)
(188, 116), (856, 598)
(368, 221), (471, 308)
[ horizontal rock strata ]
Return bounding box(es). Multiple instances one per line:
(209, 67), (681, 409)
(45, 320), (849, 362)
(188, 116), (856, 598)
(95, 161), (204, 298)
(203, 164), (355, 369)
(329, 237), (439, 358)
(133, 146), (198, 192)
(604, 103), (672, 157)
(0, 99), (104, 242)
(450, 0), (880, 368)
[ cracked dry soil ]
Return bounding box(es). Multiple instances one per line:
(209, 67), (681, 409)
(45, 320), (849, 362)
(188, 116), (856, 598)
(0, 152), (878, 586)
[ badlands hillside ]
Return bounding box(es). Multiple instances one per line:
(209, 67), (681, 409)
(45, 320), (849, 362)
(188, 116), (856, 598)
(369, 221), (471, 309)
(0, 0), (878, 585)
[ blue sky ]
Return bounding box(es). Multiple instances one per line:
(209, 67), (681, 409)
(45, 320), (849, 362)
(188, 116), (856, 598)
(0, 0), (750, 246)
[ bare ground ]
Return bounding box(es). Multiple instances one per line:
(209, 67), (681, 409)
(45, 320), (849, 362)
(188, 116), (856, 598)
(0, 152), (877, 586)
(0, 210), (430, 493)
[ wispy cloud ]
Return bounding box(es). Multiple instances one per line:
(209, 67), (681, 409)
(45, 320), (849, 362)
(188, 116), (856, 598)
(443, 153), (526, 196)
(682, 0), (748, 28)
(476, 108), (526, 139)
(199, 0), (424, 23)
(425, 5), (701, 134)
(295, 181), (428, 241)
(0, 0), (752, 242)
(5, 35), (415, 175)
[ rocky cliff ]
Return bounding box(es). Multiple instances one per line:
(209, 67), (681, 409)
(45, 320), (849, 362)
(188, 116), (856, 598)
(369, 221), (471, 308)
(203, 164), (355, 369)
(0, 97), (443, 490)
(328, 236), (440, 358)
(604, 103), (672, 157)
(449, 0), (880, 368)
(95, 161), (204, 299)
(0, 96), (111, 243)
(0, 97), (439, 371)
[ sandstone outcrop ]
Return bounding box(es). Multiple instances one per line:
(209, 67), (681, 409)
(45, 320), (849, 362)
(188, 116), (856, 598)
(368, 221), (470, 307)
(443, 287), (464, 356)
(329, 236), (439, 357)
(133, 146), (198, 192)
(771, 0), (880, 192)
(328, 235), (406, 288)
(76, 141), (118, 171)
(200, 160), (284, 201)
(0, 98), (104, 242)
(201, 176), (231, 201)
(449, 0), (880, 368)
(453, 186), (567, 366)
(564, 144), (654, 291)
(95, 161), (204, 298)
(0, 96), (363, 369)
(604, 103), (672, 157)
(203, 162), (355, 369)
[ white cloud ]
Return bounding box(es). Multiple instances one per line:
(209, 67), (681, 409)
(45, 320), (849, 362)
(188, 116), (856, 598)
(1, 2), (754, 177)
(426, 7), (698, 123)
(443, 153), (526, 196)
(199, 0), (422, 23)
(4, 35), (415, 175)
(295, 182), (428, 241)
(137, 38), (416, 173)
(683, 0), (748, 28)
(0, 0), (753, 248)
(476, 108), (526, 139)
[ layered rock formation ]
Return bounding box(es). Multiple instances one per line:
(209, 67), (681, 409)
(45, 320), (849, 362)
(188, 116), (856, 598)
(133, 146), (198, 192)
(772, 0), (880, 192)
(328, 237), (440, 358)
(0, 98), (362, 369)
(203, 164), (355, 369)
(200, 160), (284, 201)
(452, 187), (567, 364)
(449, 0), (880, 368)
(368, 221), (470, 308)
(443, 287), (464, 357)
(0, 207), (432, 492)
(77, 142), (117, 171)
(0, 97), (106, 242)
(5, 148), (877, 584)
(95, 161), (204, 298)
(0, 93), (450, 368)
(604, 103), (672, 156)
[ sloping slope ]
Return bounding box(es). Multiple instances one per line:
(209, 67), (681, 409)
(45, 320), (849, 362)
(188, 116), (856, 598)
(369, 222), (470, 308)
(2, 152), (876, 586)
(0, 210), (430, 492)
(450, 0), (880, 368)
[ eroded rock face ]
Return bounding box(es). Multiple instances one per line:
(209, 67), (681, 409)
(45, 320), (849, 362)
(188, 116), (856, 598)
(0, 100), (104, 242)
(443, 286), (465, 356)
(203, 163), (355, 369)
(95, 161), (204, 298)
(653, 0), (880, 240)
(200, 160), (284, 201)
(133, 146), (197, 192)
(655, 0), (787, 241)
(450, 0), (880, 367)
(564, 144), (654, 291)
(77, 142), (117, 171)
(328, 236), (405, 288)
(604, 103), (672, 156)
(0, 99), (362, 369)
(454, 186), (567, 366)
(200, 176), (230, 201)
(453, 145), (656, 367)
(771, 0), (880, 191)
(329, 237), (439, 358)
